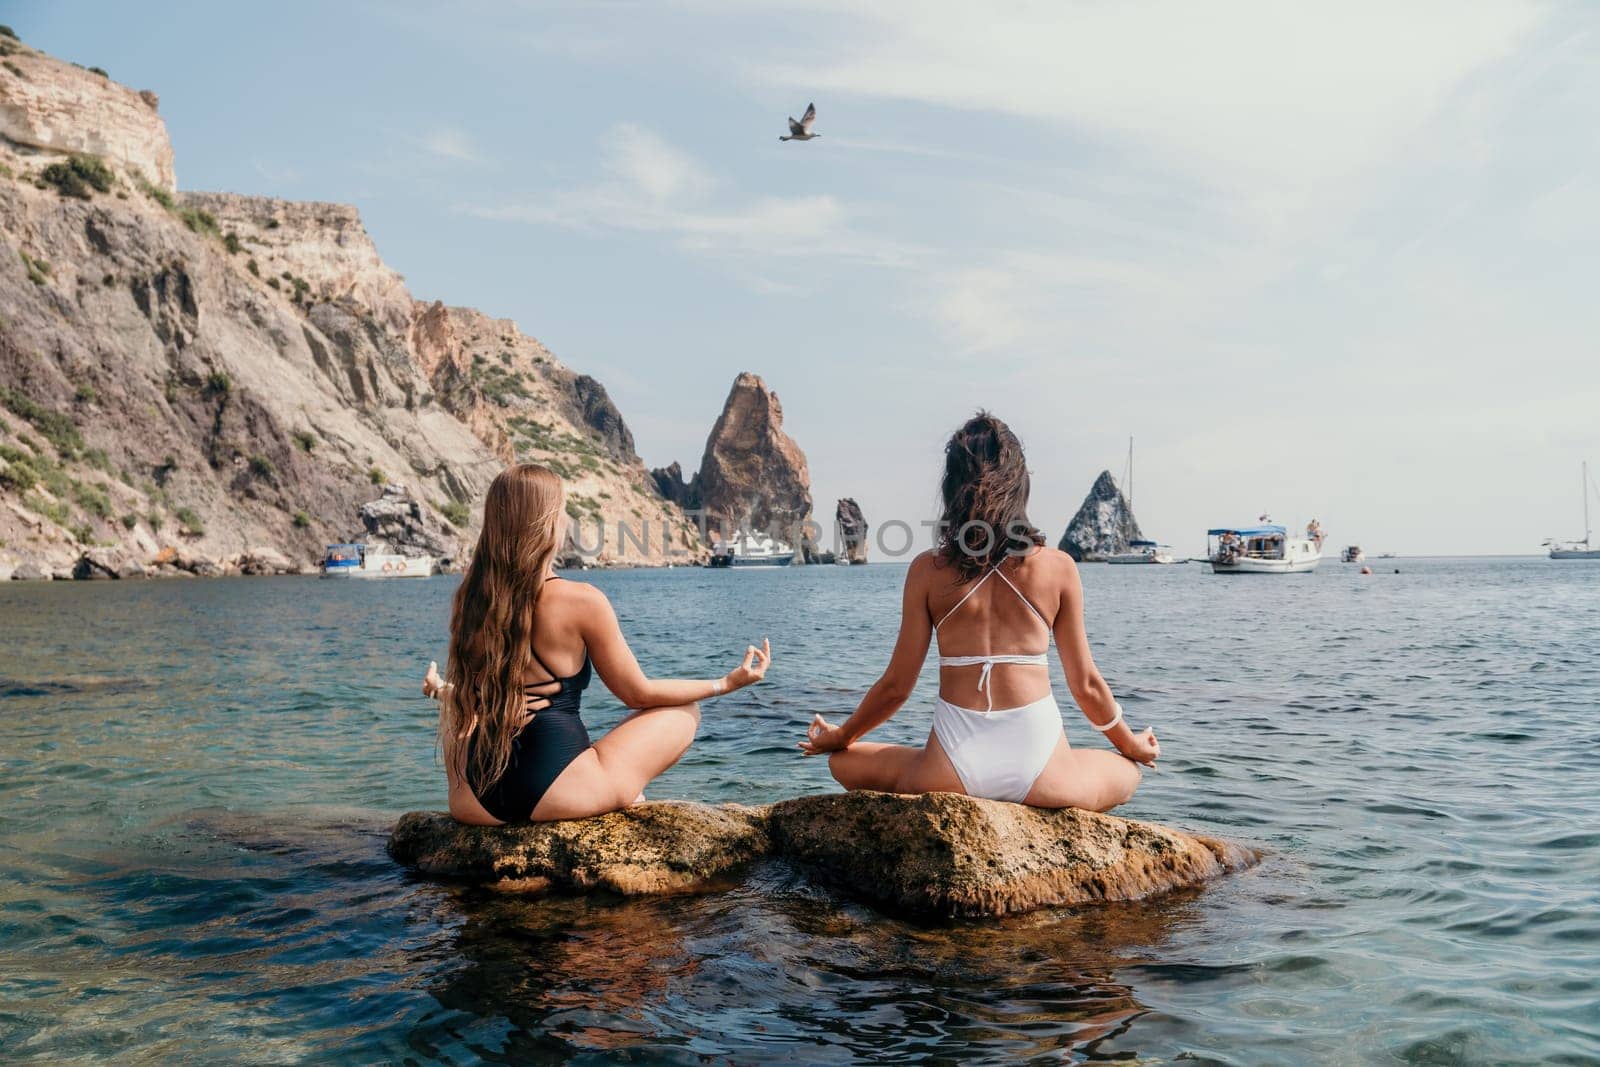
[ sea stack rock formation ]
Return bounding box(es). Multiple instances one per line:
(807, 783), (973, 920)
(0, 32), (695, 578)
(1059, 471), (1144, 561)
(655, 372), (814, 543)
(389, 792), (1258, 918)
(836, 498), (868, 563)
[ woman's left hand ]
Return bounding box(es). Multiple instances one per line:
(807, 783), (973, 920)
(797, 714), (850, 756)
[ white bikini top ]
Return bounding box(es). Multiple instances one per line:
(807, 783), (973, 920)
(934, 563), (1051, 710)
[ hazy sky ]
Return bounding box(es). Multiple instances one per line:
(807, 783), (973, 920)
(22, 1), (1600, 554)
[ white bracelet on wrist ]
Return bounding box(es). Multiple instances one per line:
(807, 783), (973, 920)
(1092, 703), (1124, 733)
(712, 678), (726, 697)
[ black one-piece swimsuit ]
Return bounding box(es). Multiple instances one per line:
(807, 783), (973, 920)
(467, 643), (594, 823)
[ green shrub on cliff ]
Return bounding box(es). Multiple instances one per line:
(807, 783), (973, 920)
(248, 453), (275, 479)
(368, 466), (387, 486)
(292, 510), (310, 529)
(19, 250), (49, 285)
(136, 176), (175, 210)
(0, 386), (84, 458)
(205, 370), (231, 397)
(40, 154), (114, 200)
(0, 450), (38, 491)
(121, 513), (139, 530)
(72, 481), (111, 518)
(178, 207), (220, 238)
(292, 430), (316, 453)
(174, 506), (204, 535)
(439, 500), (470, 527)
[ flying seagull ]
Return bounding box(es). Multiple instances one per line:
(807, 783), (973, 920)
(780, 103), (819, 142)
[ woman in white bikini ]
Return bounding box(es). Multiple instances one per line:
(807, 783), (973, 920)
(798, 413), (1159, 811)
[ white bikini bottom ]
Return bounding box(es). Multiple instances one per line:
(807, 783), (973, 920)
(931, 692), (1064, 803)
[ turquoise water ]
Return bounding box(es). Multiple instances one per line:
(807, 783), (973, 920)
(1, 559), (1597, 1063)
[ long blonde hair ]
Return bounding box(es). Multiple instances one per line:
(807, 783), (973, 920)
(439, 464), (565, 793)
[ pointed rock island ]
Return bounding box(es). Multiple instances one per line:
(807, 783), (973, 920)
(1059, 471), (1144, 561)
(388, 792), (1257, 918)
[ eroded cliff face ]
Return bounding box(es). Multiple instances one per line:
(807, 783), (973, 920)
(0, 34), (693, 576)
(1058, 471), (1143, 561)
(0, 36), (175, 189)
(670, 372), (813, 542)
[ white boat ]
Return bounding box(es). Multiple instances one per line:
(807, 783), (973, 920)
(711, 530), (796, 568)
(1546, 461), (1600, 560)
(1341, 545), (1365, 563)
(833, 552), (851, 566)
(1107, 540), (1177, 564)
(320, 542), (436, 578)
(1207, 524), (1322, 574)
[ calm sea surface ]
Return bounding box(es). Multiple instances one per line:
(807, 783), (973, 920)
(1, 558), (1597, 1064)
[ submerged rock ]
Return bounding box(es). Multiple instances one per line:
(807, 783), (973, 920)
(388, 802), (770, 895)
(770, 792), (1257, 917)
(1059, 471), (1143, 562)
(390, 792), (1255, 917)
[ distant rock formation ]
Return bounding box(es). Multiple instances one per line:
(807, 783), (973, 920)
(681, 372), (814, 543)
(356, 484), (460, 566)
(1059, 471), (1143, 561)
(836, 498), (868, 563)
(650, 460), (698, 509)
(388, 792), (1258, 918)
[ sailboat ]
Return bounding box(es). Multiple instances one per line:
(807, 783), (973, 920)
(1546, 461), (1600, 560)
(1107, 437), (1177, 564)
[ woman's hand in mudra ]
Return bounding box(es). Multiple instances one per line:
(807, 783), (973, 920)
(422, 661), (446, 699)
(1123, 727), (1160, 767)
(797, 714), (849, 756)
(722, 638), (772, 692)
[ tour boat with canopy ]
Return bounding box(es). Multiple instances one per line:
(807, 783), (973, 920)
(1207, 523), (1322, 574)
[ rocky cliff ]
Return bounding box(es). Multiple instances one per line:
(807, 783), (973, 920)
(654, 372), (813, 544)
(0, 33), (692, 577)
(835, 497), (868, 563)
(1058, 471), (1143, 561)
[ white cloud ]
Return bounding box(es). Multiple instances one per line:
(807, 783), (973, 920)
(465, 123), (929, 274)
(416, 127), (483, 164)
(740, 0), (1545, 189)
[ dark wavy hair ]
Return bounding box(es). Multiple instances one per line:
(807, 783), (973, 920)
(936, 412), (1046, 580)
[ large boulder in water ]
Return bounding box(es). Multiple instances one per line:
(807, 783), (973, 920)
(387, 802), (770, 895)
(766, 791), (1257, 918)
(1059, 470), (1143, 561)
(389, 792), (1256, 917)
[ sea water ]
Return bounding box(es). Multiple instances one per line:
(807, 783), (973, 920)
(0, 558), (1596, 1063)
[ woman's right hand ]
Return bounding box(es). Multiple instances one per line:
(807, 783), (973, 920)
(1121, 726), (1160, 767)
(721, 638), (772, 692)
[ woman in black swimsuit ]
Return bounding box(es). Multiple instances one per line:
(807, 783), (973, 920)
(423, 463), (771, 825)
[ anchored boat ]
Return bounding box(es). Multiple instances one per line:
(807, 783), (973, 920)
(320, 543), (436, 578)
(1207, 524), (1322, 574)
(709, 530), (797, 568)
(1545, 461), (1600, 560)
(1107, 540), (1177, 565)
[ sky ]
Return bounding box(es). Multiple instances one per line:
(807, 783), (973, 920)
(17, 0), (1600, 555)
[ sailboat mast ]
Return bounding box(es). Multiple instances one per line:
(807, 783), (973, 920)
(1128, 436), (1134, 511)
(1586, 461), (1591, 545)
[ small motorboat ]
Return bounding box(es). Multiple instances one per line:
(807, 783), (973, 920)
(1341, 545), (1365, 563)
(320, 542), (435, 578)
